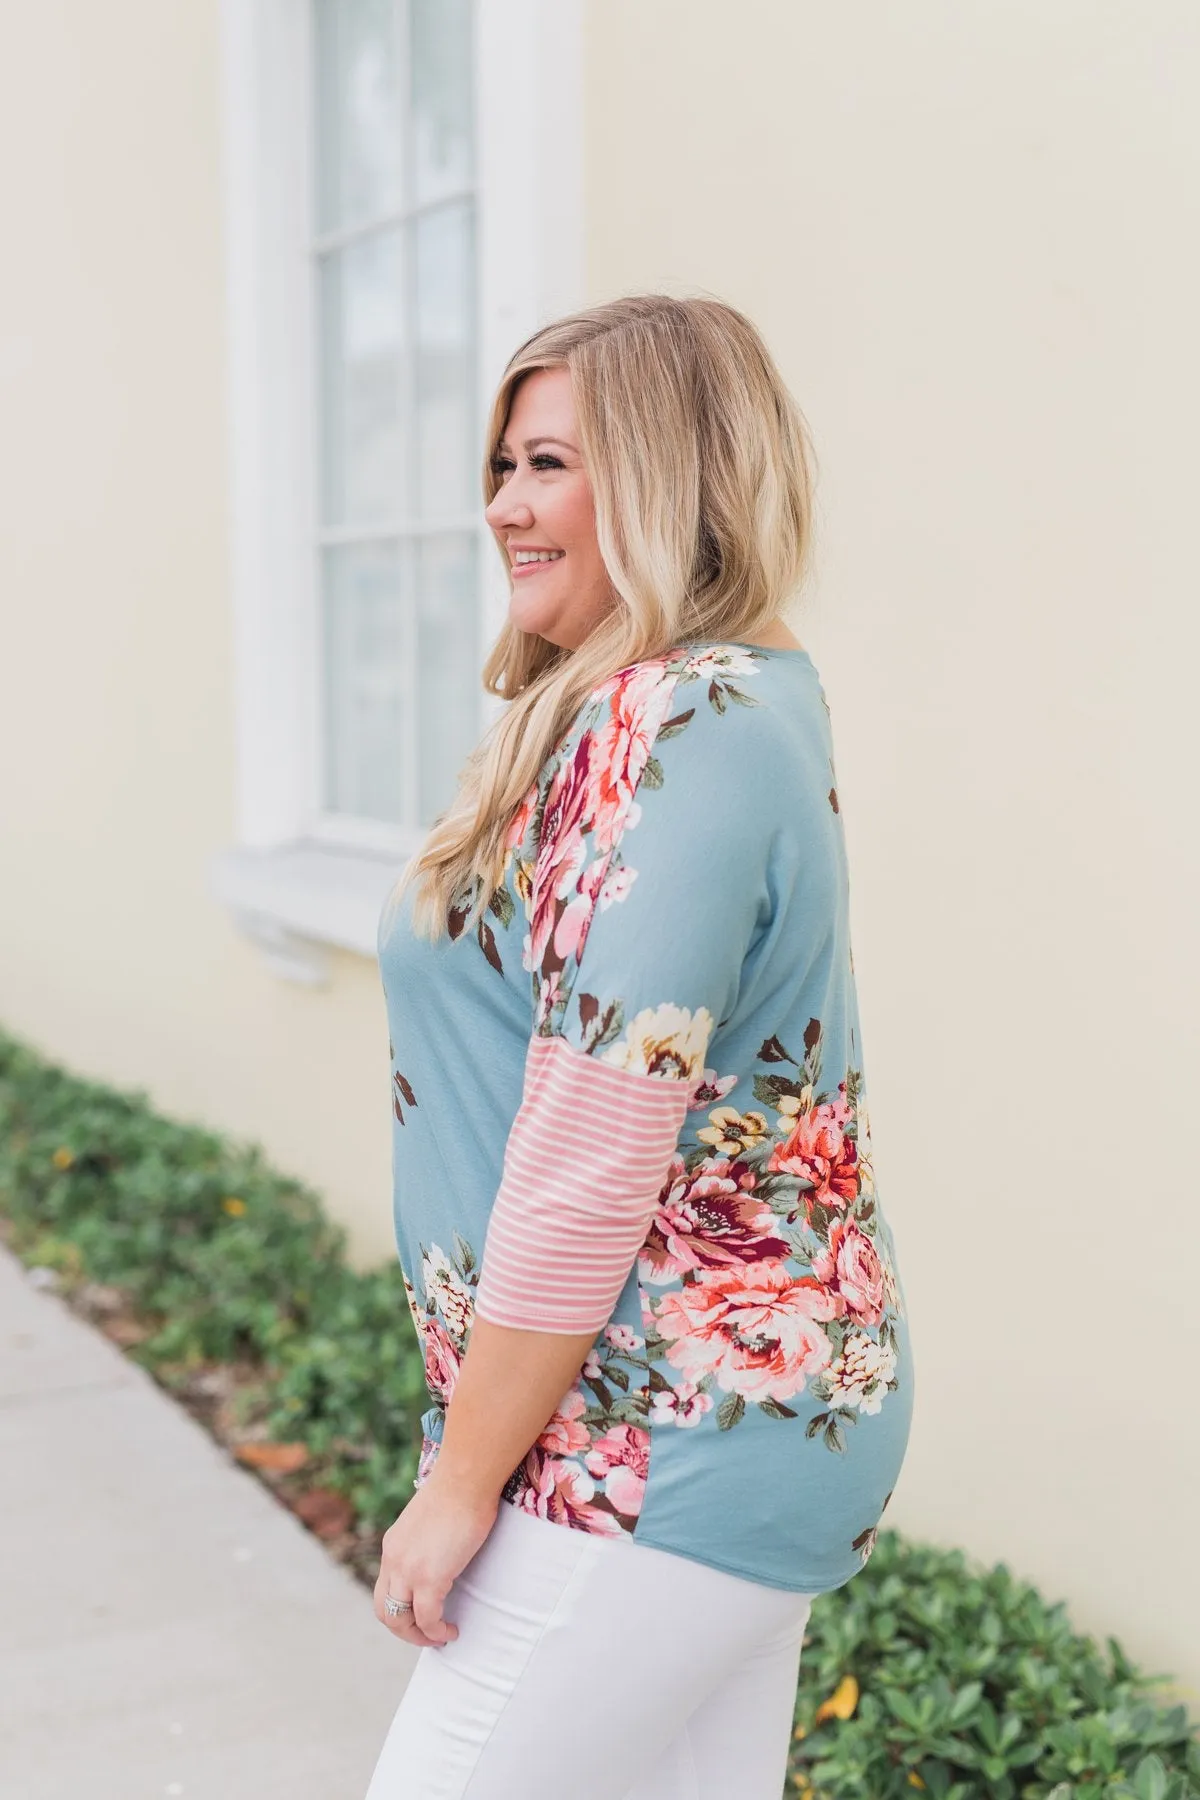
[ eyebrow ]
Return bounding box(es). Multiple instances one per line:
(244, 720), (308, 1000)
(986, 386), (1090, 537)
(495, 435), (578, 455)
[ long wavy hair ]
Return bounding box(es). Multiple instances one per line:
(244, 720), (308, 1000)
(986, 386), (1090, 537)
(387, 293), (816, 942)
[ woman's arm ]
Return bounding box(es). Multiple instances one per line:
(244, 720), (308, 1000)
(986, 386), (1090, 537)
(373, 1318), (595, 1649)
(436, 1316), (598, 1498)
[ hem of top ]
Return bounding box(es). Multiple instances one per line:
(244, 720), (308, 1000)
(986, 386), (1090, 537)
(626, 1526), (852, 1597)
(474, 1301), (612, 1335)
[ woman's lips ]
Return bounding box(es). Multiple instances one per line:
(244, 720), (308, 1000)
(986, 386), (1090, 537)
(511, 555), (565, 579)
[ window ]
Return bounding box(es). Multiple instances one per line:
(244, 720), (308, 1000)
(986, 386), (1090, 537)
(214, 0), (583, 978)
(314, 0), (481, 838)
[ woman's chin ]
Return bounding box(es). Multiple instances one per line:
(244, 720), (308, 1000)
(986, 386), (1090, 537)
(508, 600), (565, 644)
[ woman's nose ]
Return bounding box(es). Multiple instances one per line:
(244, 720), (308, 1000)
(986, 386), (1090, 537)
(485, 485), (533, 531)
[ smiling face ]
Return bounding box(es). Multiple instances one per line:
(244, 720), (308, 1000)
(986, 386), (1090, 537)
(485, 366), (616, 652)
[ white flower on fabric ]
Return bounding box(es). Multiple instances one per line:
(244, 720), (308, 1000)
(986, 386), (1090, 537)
(598, 865), (637, 910)
(683, 646), (762, 680)
(421, 1245), (473, 1344)
(649, 1380), (714, 1428)
(600, 1003), (714, 1084)
(823, 1332), (896, 1415)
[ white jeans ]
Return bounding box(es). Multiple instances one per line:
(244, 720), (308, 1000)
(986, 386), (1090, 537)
(363, 1503), (814, 1800)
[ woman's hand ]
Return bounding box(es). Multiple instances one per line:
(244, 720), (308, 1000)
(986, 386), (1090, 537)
(372, 1316), (598, 1648)
(372, 1471), (499, 1649)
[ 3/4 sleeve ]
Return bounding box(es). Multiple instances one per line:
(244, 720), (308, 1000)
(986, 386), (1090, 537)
(473, 656), (776, 1334)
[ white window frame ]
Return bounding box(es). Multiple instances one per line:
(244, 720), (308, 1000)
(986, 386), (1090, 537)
(210, 0), (584, 981)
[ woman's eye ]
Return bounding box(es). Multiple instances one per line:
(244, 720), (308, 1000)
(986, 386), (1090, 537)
(489, 451), (563, 478)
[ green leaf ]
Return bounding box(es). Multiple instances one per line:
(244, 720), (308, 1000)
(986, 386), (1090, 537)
(654, 707), (695, 740)
(716, 1391), (745, 1431)
(824, 1414), (846, 1452)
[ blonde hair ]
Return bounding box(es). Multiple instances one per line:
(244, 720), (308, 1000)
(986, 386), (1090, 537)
(388, 292), (816, 942)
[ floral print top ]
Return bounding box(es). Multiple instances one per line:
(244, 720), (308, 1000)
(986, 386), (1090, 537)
(377, 641), (914, 1594)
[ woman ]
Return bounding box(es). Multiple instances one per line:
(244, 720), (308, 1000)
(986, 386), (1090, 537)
(367, 294), (913, 1799)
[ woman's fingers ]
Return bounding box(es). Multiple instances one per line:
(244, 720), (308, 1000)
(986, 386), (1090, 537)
(380, 1598), (439, 1649)
(373, 1574), (432, 1647)
(412, 1577), (458, 1647)
(374, 1560), (455, 1649)
(392, 1615), (440, 1649)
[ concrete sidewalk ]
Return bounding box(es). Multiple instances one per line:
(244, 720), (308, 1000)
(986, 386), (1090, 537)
(0, 1246), (415, 1800)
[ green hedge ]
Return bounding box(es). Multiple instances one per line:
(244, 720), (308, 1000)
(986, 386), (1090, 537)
(1, 1027), (1195, 1800)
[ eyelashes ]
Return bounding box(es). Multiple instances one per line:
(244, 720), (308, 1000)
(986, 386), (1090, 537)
(489, 453), (564, 478)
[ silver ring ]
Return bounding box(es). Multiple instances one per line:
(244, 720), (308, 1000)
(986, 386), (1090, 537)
(383, 1594), (414, 1617)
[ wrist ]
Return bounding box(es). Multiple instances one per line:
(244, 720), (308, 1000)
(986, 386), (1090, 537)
(423, 1451), (506, 1517)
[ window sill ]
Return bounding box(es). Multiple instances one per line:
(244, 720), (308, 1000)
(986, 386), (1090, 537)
(209, 841), (408, 985)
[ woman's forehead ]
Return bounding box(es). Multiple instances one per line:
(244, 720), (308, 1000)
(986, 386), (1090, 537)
(501, 367), (576, 444)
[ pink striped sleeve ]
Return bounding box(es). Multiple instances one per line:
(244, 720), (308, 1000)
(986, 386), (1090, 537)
(473, 1033), (690, 1333)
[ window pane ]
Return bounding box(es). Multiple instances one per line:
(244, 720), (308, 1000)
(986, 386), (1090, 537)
(314, 0), (404, 232)
(410, 0), (473, 206)
(319, 228), (409, 527)
(416, 533), (481, 825)
(415, 199), (476, 519)
(323, 540), (412, 823)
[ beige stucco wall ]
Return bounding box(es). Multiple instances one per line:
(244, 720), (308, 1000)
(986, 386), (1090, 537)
(582, 0), (1199, 1691)
(1, 0), (1197, 1692)
(0, 0), (397, 1265)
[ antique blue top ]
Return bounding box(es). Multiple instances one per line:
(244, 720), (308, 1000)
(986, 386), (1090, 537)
(378, 640), (913, 1593)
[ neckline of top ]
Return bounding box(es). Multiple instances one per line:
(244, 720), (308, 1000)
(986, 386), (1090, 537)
(671, 638), (816, 666)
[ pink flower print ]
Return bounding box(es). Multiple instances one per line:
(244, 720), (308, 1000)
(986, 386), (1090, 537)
(640, 1159), (789, 1284)
(536, 1388), (591, 1458)
(552, 853), (606, 964)
(514, 1451), (624, 1535)
(767, 1103), (859, 1210)
(582, 1347), (603, 1381)
(649, 1380), (714, 1428)
(597, 862), (637, 910)
(588, 664), (672, 853)
(420, 1316), (462, 1405)
(604, 1323), (642, 1355)
(584, 1424), (650, 1519)
(533, 967), (566, 1029)
(504, 783), (538, 853)
(652, 1262), (834, 1403)
(529, 738), (593, 970)
(810, 1218), (886, 1328)
(686, 1068), (740, 1111)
